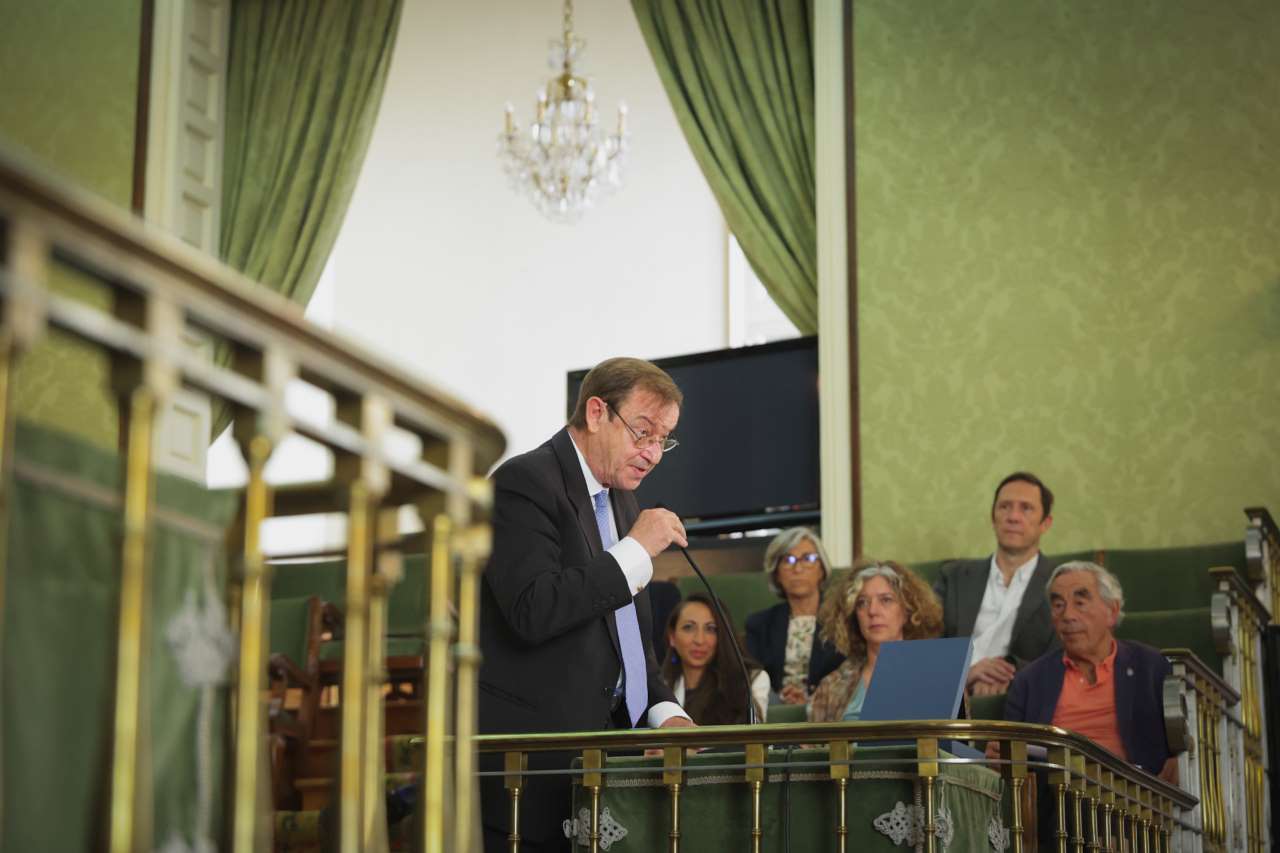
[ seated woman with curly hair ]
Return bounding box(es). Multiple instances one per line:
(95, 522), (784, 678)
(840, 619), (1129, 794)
(808, 560), (944, 722)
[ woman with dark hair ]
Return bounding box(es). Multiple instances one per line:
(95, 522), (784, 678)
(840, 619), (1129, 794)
(662, 593), (770, 725)
(745, 528), (845, 705)
(808, 560), (943, 722)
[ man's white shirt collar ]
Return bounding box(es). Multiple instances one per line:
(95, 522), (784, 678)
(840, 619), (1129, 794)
(570, 433), (606, 499)
(988, 552), (1038, 587)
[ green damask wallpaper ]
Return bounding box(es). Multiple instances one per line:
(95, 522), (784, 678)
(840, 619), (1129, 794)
(854, 1), (1280, 562)
(0, 1), (141, 449)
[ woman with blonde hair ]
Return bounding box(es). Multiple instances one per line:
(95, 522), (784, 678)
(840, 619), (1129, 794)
(745, 528), (846, 705)
(808, 560), (943, 722)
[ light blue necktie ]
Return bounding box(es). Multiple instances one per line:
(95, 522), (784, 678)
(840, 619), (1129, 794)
(593, 489), (648, 726)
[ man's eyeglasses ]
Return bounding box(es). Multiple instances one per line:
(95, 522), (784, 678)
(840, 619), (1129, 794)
(777, 553), (822, 570)
(606, 403), (679, 453)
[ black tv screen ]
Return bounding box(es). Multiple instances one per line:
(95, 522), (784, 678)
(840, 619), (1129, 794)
(567, 337), (819, 527)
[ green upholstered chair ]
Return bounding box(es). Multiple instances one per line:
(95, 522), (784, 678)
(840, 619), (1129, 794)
(967, 691), (1007, 722)
(1100, 542), (1245, 612)
(1115, 607), (1220, 673)
(675, 571), (781, 629)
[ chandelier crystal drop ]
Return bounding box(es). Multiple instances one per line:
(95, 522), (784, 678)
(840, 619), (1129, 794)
(498, 0), (628, 223)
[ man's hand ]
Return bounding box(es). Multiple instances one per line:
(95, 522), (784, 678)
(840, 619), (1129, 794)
(970, 680), (1005, 697)
(659, 715), (696, 728)
(984, 740), (1001, 762)
(628, 508), (688, 557)
(1158, 756), (1179, 786)
(778, 684), (808, 705)
(966, 656), (1016, 691)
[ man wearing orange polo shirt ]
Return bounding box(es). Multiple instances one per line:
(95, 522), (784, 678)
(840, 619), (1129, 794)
(1002, 561), (1177, 783)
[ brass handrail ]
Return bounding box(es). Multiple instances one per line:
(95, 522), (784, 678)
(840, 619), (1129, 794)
(0, 141), (503, 853)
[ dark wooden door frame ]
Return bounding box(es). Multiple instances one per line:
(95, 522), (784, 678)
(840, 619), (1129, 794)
(844, 0), (863, 556)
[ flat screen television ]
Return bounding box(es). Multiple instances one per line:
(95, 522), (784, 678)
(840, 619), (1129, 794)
(567, 337), (819, 532)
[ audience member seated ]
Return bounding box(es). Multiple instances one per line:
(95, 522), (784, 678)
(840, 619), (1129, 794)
(995, 561), (1177, 783)
(647, 579), (683, 663)
(662, 593), (769, 724)
(745, 528), (846, 706)
(934, 471), (1060, 697)
(809, 561), (943, 722)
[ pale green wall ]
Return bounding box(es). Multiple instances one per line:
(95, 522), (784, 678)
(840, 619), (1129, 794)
(854, 1), (1280, 563)
(0, 0), (141, 449)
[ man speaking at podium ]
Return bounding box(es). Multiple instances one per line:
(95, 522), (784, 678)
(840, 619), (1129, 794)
(478, 357), (695, 853)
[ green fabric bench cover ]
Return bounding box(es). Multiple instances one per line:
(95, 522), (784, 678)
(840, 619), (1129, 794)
(4, 421), (238, 851)
(672, 549), (1103, 633)
(319, 635), (426, 663)
(674, 571), (780, 628)
(569, 745), (1004, 851)
(273, 554), (429, 638)
(1102, 542), (1245, 612)
(1115, 607), (1219, 673)
(968, 692), (1007, 722)
(271, 595), (318, 668)
(767, 702), (807, 724)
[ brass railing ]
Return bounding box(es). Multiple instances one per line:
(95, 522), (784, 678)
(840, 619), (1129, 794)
(477, 720), (1197, 853)
(0, 143), (503, 853)
(1211, 566), (1271, 851)
(1165, 650), (1239, 852)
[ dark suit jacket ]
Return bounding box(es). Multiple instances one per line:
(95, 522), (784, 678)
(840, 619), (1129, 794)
(477, 427), (676, 840)
(933, 553), (1059, 667)
(744, 601), (845, 692)
(1004, 639), (1173, 774)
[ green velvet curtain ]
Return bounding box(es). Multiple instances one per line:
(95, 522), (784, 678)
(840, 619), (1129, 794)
(631, 0), (817, 334)
(216, 0), (403, 435)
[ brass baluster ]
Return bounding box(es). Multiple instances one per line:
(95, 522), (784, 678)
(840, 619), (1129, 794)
(228, 434), (274, 853)
(664, 745), (685, 853)
(108, 385), (159, 853)
(504, 751), (526, 852)
(1070, 753), (1086, 853)
(829, 740), (852, 853)
(1085, 760), (1100, 853)
(1048, 746), (1070, 853)
(423, 513), (454, 853)
(746, 742), (766, 853)
(584, 748), (605, 853)
(453, 517), (488, 853)
(1131, 778), (1141, 853)
(338, 479), (374, 853)
(1002, 739), (1028, 853)
(918, 737), (940, 853)
(362, 509), (399, 851)
(1099, 768), (1115, 853)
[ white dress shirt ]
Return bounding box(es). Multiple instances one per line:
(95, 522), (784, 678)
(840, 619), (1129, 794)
(672, 670), (772, 722)
(969, 553), (1038, 662)
(570, 436), (689, 726)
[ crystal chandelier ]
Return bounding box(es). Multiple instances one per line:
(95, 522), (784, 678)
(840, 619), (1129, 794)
(498, 0), (628, 223)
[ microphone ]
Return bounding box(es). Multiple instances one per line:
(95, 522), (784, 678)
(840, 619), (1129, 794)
(656, 503), (758, 725)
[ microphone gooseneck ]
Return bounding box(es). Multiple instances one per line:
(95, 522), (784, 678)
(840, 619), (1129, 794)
(656, 504), (758, 725)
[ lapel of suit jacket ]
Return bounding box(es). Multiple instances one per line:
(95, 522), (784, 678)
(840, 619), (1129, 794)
(956, 559), (989, 638)
(1112, 640), (1137, 756)
(550, 428), (623, 656)
(1009, 553), (1052, 642)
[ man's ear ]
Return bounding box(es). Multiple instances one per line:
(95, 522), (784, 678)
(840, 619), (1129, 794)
(584, 396), (607, 432)
(1040, 514), (1053, 533)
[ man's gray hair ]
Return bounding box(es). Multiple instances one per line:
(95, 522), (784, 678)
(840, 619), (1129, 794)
(763, 527), (831, 597)
(1047, 560), (1126, 625)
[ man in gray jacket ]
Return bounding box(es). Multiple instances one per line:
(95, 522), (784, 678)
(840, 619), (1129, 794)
(933, 472), (1058, 696)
